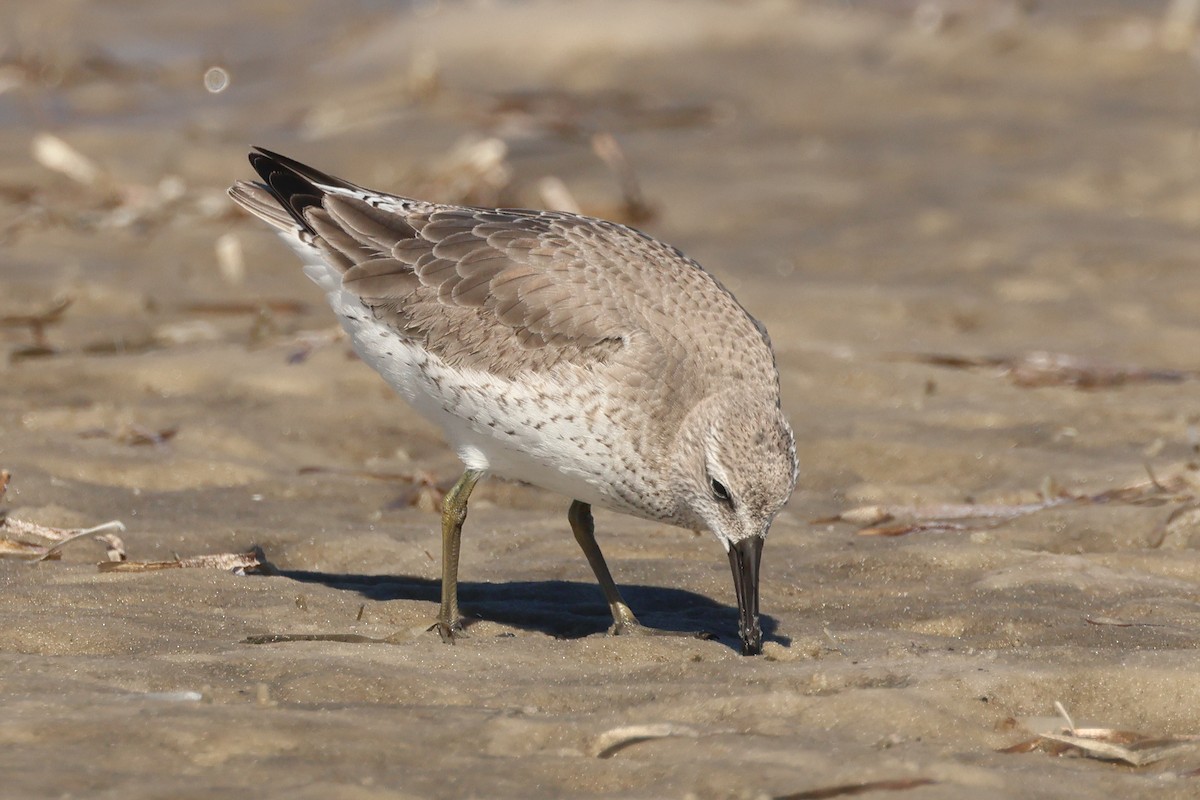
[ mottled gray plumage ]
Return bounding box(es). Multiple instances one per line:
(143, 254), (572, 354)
(230, 147), (797, 655)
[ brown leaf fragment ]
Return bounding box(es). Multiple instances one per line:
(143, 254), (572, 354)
(774, 777), (936, 799)
(0, 469), (9, 501)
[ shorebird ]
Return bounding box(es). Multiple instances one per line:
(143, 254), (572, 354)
(229, 147), (797, 655)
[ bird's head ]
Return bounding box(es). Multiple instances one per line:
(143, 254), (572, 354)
(670, 387), (798, 655)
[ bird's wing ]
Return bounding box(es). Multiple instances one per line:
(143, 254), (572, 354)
(230, 148), (761, 380)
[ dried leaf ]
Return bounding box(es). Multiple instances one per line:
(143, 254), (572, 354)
(1036, 732), (1196, 766)
(1003, 707), (1200, 767)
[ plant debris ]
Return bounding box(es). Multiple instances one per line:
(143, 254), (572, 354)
(591, 132), (655, 225)
(244, 632), (396, 645)
(817, 461), (1200, 537)
(266, 324), (346, 364)
(77, 423), (178, 447)
(99, 545), (276, 575)
(2, 296), (72, 358)
(0, 472), (124, 561)
(1001, 701), (1200, 768)
(895, 350), (1199, 390)
(591, 723), (702, 759)
(1, 471), (274, 572)
(773, 778), (936, 799)
(1, 515), (127, 562)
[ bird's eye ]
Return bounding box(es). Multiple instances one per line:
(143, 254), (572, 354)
(710, 478), (733, 506)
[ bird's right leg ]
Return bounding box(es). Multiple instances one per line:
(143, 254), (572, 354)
(569, 501), (715, 642)
(430, 468), (483, 642)
(568, 500), (643, 633)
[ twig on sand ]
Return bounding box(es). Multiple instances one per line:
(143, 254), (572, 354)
(893, 350), (1198, 390)
(99, 545), (276, 575)
(773, 777), (936, 799)
(817, 461), (1200, 537)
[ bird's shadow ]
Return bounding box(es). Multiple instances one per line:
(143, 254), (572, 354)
(275, 569), (786, 653)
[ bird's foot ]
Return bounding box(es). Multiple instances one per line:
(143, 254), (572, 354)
(427, 618), (467, 644)
(607, 618), (715, 641)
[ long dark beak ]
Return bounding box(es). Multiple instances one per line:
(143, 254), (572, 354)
(727, 535), (764, 656)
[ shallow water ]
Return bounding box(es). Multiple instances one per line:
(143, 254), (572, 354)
(3, 1), (1200, 797)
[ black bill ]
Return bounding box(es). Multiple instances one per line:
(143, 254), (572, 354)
(728, 535), (764, 656)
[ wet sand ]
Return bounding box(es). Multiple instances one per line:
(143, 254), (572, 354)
(3, 1), (1200, 797)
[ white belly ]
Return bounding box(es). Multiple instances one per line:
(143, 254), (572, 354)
(317, 279), (643, 515)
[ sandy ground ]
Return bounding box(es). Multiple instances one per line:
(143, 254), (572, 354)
(3, 1), (1200, 797)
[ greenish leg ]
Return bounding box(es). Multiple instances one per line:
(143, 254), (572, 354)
(569, 500), (714, 641)
(568, 500), (645, 633)
(430, 468), (483, 642)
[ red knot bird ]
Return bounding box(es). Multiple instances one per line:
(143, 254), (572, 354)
(230, 147), (797, 655)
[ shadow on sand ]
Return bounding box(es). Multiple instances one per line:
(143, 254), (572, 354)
(270, 569), (786, 653)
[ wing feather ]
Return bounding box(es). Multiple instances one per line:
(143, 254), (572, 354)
(229, 147), (772, 383)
